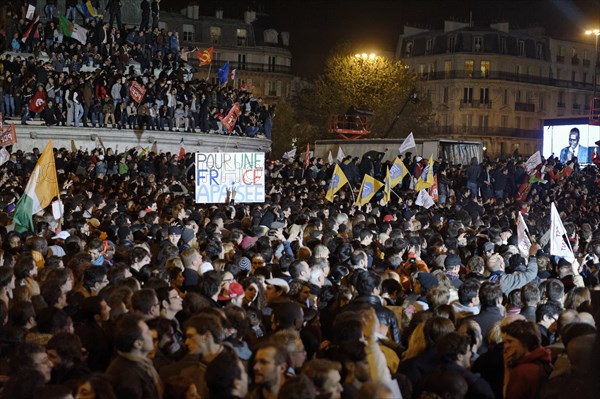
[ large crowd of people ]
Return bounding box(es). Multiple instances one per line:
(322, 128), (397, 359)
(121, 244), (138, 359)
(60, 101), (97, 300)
(0, 4), (274, 138)
(0, 141), (598, 399)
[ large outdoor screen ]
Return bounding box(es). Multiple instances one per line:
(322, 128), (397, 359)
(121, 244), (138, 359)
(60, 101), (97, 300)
(543, 121), (599, 164)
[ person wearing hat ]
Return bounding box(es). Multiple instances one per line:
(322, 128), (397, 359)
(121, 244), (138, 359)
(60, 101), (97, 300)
(444, 253), (463, 289)
(265, 278), (290, 308)
(179, 228), (197, 252)
(217, 282), (244, 307)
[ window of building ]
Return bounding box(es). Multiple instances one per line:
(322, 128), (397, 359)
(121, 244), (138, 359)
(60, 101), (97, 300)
(480, 88), (489, 104)
(419, 64), (425, 77)
(447, 37), (455, 53)
(501, 115), (508, 128)
(463, 87), (473, 103)
(428, 62), (436, 75)
(479, 114), (489, 131)
(268, 56), (276, 72)
(474, 36), (483, 52)
(464, 60), (474, 77)
(516, 90), (522, 103)
(503, 89), (508, 105)
(238, 53), (246, 70)
(443, 87), (449, 104)
(236, 28), (247, 46)
(518, 40), (525, 56)
(462, 114), (473, 130)
(539, 95), (544, 111)
(210, 26), (221, 44)
(264, 29), (278, 44)
(573, 93), (579, 107)
(266, 81), (281, 97)
(444, 60), (452, 77)
(182, 24), (194, 41)
(536, 43), (543, 59)
(515, 116), (521, 129)
(480, 60), (490, 77)
(426, 38), (433, 53)
(500, 37), (507, 54)
(515, 65), (521, 75)
(405, 41), (413, 57)
(558, 91), (565, 105)
(572, 70), (576, 82)
(556, 68), (562, 79)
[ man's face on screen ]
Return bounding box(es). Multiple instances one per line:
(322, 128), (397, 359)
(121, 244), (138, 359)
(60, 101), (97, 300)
(569, 132), (579, 149)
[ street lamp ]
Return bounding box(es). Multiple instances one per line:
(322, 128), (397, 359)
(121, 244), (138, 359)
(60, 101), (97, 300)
(585, 29), (600, 99)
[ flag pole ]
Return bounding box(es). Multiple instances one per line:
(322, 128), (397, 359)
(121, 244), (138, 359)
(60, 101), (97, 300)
(207, 63), (212, 81)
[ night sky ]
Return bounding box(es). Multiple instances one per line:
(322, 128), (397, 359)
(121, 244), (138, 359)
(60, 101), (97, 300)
(170, 0), (600, 78)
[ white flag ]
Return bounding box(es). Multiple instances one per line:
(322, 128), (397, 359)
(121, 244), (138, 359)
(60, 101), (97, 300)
(399, 132), (416, 154)
(516, 212), (532, 257)
(26, 4), (35, 20)
(282, 148), (296, 159)
(0, 148), (10, 166)
(415, 189), (435, 209)
(327, 150), (333, 164)
(336, 146), (345, 163)
(550, 203), (575, 262)
(525, 151), (542, 173)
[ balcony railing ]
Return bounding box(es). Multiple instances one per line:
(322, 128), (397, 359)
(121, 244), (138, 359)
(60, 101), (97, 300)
(459, 100), (492, 109)
(206, 60), (291, 74)
(557, 102), (566, 108)
(515, 102), (535, 112)
(415, 70), (595, 90)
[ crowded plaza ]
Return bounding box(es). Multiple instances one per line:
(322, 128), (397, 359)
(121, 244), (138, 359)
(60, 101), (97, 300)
(1, 2), (600, 399)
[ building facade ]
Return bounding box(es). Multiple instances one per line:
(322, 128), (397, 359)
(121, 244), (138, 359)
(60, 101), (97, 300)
(396, 21), (597, 157)
(159, 7), (293, 103)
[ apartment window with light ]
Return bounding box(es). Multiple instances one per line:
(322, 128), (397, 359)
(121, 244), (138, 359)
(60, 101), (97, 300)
(182, 24), (194, 41)
(480, 60), (490, 77)
(444, 60), (452, 77)
(464, 60), (474, 77)
(236, 28), (247, 46)
(210, 26), (221, 44)
(405, 41), (413, 57)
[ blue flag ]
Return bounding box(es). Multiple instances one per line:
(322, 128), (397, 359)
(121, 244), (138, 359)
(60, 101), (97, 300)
(217, 62), (229, 85)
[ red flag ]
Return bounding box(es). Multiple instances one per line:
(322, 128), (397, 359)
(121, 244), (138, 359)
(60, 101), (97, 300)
(21, 14), (40, 43)
(29, 89), (46, 113)
(196, 47), (214, 66)
(178, 138), (185, 161)
(304, 143), (310, 169)
(129, 81), (146, 104)
(0, 124), (17, 147)
(221, 103), (241, 132)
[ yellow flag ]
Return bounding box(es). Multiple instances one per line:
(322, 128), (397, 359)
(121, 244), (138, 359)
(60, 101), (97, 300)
(325, 164), (349, 202)
(383, 168), (392, 204)
(355, 174), (384, 206)
(415, 154), (435, 191)
(389, 157), (408, 188)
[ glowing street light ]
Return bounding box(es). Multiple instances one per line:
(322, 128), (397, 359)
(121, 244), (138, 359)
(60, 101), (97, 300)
(585, 29), (600, 99)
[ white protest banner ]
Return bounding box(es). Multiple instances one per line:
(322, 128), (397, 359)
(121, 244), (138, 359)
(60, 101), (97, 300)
(550, 202), (575, 262)
(195, 152), (265, 203)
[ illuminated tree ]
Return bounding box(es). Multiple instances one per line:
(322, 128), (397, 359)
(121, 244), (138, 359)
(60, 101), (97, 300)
(312, 48), (432, 138)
